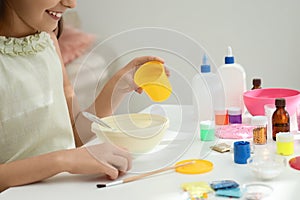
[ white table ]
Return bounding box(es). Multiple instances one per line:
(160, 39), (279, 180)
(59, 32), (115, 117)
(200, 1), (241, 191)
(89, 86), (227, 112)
(2, 104), (300, 200)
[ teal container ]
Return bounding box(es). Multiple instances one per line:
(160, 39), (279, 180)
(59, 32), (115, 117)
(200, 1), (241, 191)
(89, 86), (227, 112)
(200, 120), (215, 141)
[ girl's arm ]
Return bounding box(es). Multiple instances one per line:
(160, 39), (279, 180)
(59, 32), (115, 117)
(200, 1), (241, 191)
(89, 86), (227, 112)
(50, 32), (94, 146)
(0, 144), (131, 192)
(0, 150), (66, 192)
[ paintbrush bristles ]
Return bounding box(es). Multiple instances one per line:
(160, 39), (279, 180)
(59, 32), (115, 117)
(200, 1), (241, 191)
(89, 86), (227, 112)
(96, 180), (124, 188)
(96, 184), (106, 188)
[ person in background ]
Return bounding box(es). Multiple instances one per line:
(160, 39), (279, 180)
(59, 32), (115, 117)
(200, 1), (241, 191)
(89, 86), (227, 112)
(0, 0), (167, 192)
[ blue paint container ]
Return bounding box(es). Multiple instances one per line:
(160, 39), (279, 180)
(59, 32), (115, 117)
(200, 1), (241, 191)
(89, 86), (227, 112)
(234, 141), (251, 164)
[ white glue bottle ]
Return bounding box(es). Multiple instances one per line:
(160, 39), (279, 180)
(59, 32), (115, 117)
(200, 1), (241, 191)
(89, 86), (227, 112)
(192, 54), (225, 121)
(218, 46), (247, 113)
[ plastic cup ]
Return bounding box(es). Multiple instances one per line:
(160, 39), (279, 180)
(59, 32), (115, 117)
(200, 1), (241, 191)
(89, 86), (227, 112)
(134, 61), (172, 102)
(215, 109), (229, 125)
(200, 120), (215, 141)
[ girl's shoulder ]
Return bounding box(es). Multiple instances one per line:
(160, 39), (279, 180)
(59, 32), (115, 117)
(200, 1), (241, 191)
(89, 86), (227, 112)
(0, 32), (53, 56)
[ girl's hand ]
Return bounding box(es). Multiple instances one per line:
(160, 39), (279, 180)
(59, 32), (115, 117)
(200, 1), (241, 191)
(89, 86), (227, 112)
(91, 56), (170, 117)
(114, 56), (169, 94)
(63, 143), (132, 179)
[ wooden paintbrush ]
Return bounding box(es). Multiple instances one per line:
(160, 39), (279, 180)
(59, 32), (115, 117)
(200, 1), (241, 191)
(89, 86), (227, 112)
(96, 161), (195, 188)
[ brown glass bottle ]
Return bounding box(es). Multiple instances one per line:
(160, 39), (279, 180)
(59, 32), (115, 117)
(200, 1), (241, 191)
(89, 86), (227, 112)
(272, 98), (290, 141)
(251, 78), (262, 90)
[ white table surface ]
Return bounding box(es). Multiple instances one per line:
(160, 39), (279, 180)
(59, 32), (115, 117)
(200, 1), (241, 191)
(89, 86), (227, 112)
(2, 104), (300, 200)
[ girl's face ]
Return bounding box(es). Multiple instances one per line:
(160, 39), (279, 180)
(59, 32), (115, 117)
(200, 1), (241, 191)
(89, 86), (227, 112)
(6, 0), (76, 36)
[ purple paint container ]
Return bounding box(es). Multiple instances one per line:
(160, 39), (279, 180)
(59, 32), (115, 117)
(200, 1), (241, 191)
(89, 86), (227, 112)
(228, 107), (242, 124)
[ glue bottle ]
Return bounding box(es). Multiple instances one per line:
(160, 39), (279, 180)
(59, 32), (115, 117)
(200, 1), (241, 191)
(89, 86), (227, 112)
(192, 54), (225, 121)
(218, 46), (247, 113)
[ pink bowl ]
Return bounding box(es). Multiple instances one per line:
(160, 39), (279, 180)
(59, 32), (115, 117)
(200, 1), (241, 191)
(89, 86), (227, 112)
(243, 88), (300, 116)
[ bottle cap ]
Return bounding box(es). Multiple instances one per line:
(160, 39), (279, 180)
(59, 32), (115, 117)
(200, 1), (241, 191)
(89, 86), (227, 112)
(201, 65), (210, 73)
(214, 109), (228, 115)
(228, 107), (242, 115)
(225, 46), (235, 64)
(289, 156), (300, 170)
(201, 54), (211, 73)
(276, 132), (294, 142)
(175, 159), (213, 174)
(275, 98), (286, 107)
(251, 116), (268, 126)
(252, 78), (261, 86)
(200, 120), (215, 129)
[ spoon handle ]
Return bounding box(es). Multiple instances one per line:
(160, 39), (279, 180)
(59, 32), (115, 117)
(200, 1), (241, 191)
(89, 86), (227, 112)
(82, 112), (113, 129)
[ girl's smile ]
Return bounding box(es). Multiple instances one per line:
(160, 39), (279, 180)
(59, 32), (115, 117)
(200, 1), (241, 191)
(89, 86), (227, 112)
(0, 0), (76, 37)
(46, 10), (63, 20)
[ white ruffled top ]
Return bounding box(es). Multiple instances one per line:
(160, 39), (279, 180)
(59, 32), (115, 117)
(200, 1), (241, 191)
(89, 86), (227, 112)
(0, 32), (51, 56)
(0, 32), (75, 163)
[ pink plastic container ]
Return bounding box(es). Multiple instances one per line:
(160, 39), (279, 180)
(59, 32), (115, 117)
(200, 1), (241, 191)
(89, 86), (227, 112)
(243, 88), (300, 116)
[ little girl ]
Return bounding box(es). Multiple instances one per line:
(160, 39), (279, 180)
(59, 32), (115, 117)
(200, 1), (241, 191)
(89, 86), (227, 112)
(0, 0), (165, 192)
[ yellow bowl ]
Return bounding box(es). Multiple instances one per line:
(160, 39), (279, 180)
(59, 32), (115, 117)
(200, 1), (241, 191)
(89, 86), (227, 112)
(91, 113), (169, 154)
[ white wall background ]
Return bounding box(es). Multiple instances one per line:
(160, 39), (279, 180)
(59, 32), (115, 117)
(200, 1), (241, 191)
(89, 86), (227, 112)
(73, 0), (300, 112)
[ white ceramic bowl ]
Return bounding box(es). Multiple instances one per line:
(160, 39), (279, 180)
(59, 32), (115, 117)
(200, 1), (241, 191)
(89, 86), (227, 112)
(91, 113), (169, 154)
(247, 155), (286, 180)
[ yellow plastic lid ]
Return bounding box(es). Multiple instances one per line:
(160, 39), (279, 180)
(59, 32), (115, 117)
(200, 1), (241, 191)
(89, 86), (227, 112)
(175, 159), (213, 174)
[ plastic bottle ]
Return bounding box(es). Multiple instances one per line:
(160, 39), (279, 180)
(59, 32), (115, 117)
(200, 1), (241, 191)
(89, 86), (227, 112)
(218, 46), (247, 113)
(251, 78), (262, 90)
(272, 98), (290, 141)
(192, 54), (225, 121)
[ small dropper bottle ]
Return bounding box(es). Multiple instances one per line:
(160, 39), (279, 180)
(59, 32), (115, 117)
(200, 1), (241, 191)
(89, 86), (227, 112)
(272, 98), (290, 141)
(251, 78), (262, 90)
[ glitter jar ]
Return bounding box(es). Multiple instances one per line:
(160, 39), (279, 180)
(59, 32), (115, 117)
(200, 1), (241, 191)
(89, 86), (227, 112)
(251, 116), (268, 145)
